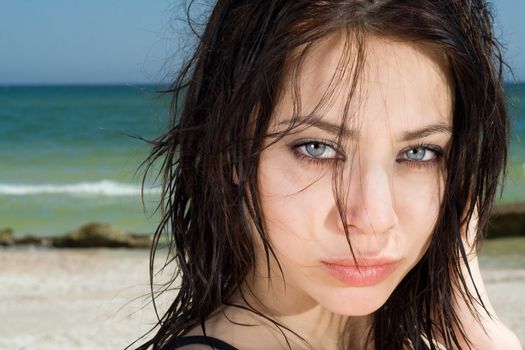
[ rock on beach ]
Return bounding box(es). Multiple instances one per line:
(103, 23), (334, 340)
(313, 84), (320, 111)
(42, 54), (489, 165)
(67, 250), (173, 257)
(0, 228), (14, 246)
(489, 203), (525, 238)
(51, 222), (151, 248)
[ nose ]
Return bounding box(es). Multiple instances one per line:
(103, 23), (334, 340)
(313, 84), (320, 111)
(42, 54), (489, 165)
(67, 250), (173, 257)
(336, 162), (398, 235)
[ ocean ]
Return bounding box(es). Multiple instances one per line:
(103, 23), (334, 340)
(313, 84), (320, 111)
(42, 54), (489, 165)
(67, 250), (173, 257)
(0, 85), (168, 237)
(0, 83), (524, 237)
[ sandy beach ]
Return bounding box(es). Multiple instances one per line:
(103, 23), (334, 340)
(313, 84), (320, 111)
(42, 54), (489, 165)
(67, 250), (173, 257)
(1, 241), (524, 349)
(0, 248), (158, 350)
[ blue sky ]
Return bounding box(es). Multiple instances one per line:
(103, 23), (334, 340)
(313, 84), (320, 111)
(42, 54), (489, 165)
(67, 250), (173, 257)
(1, 0), (523, 84)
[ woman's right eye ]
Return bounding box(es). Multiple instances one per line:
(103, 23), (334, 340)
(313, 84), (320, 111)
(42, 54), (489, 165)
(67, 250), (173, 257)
(291, 140), (341, 165)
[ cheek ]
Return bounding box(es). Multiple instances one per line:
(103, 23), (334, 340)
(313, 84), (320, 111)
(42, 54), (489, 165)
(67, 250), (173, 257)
(258, 144), (332, 216)
(259, 146), (331, 197)
(394, 170), (443, 258)
(257, 151), (334, 261)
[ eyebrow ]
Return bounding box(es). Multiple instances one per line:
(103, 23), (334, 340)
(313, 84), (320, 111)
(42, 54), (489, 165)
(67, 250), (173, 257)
(400, 123), (452, 141)
(279, 118), (354, 138)
(279, 118), (451, 141)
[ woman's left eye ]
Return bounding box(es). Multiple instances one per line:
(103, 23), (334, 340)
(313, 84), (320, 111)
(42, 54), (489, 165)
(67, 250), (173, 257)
(398, 145), (442, 164)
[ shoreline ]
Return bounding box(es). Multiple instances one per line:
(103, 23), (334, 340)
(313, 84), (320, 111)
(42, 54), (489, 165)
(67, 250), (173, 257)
(2, 201), (525, 249)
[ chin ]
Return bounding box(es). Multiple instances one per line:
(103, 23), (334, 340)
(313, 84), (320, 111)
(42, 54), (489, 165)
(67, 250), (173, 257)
(315, 285), (394, 316)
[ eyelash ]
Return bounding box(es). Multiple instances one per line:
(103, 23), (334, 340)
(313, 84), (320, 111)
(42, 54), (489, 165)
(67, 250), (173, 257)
(290, 140), (444, 169)
(396, 142), (444, 170)
(290, 139), (343, 166)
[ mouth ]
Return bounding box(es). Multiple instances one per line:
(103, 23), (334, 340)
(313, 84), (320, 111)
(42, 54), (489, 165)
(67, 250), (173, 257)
(320, 257), (400, 287)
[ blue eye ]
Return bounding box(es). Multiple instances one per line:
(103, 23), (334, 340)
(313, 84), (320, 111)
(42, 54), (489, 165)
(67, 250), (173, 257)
(398, 145), (443, 167)
(404, 147), (434, 161)
(290, 139), (341, 165)
(299, 142), (337, 159)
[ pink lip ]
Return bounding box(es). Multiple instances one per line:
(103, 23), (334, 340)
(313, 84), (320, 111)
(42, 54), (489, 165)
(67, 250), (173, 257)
(321, 257), (400, 287)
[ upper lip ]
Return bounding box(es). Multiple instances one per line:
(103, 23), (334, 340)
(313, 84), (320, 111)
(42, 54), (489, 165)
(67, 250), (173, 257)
(321, 256), (400, 267)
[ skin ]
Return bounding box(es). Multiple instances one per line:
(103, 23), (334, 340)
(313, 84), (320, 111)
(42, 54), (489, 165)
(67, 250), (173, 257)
(189, 33), (522, 350)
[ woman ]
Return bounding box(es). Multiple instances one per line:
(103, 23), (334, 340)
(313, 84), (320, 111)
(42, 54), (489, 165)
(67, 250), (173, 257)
(136, 0), (522, 349)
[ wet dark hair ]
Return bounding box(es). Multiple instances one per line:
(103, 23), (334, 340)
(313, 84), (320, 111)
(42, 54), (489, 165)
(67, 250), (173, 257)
(135, 0), (508, 349)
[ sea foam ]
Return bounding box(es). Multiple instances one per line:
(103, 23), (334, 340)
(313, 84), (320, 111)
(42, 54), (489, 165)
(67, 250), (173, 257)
(0, 180), (160, 196)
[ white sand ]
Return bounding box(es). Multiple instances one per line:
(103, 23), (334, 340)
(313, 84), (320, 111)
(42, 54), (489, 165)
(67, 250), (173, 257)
(0, 249), (158, 350)
(0, 248), (523, 349)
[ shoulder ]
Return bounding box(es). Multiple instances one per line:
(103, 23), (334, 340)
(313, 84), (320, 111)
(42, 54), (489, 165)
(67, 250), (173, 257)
(166, 306), (289, 350)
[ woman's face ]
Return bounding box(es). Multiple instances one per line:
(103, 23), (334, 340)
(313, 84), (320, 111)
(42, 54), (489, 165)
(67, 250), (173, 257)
(254, 34), (453, 316)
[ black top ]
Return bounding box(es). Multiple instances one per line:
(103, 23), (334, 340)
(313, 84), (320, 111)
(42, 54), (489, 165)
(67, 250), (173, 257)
(165, 335), (239, 350)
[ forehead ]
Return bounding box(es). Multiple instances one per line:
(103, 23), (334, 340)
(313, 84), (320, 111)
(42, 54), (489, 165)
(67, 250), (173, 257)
(272, 32), (453, 135)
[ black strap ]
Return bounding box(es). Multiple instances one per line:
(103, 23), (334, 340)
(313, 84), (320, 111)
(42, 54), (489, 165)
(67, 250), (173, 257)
(165, 335), (239, 350)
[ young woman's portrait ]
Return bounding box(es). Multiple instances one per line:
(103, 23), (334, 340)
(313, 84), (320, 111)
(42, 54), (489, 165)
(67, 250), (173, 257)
(1, 0), (524, 349)
(134, 0), (523, 349)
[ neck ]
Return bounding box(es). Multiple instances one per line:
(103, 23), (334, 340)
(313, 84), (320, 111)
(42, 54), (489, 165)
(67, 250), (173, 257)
(223, 273), (372, 350)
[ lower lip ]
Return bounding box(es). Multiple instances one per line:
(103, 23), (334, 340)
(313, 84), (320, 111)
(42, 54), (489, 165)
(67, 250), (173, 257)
(321, 261), (399, 287)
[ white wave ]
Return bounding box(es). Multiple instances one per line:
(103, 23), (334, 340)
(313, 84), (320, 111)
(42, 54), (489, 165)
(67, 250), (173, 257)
(0, 180), (161, 197)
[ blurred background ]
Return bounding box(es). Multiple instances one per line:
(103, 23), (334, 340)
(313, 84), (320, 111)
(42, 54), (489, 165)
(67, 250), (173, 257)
(0, 0), (523, 238)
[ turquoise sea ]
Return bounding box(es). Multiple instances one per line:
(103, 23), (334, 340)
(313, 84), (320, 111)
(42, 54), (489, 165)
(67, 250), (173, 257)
(0, 83), (524, 237)
(0, 85), (168, 237)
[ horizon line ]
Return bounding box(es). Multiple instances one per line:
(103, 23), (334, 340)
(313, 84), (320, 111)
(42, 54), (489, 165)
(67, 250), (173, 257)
(0, 81), (169, 87)
(1, 80), (523, 87)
